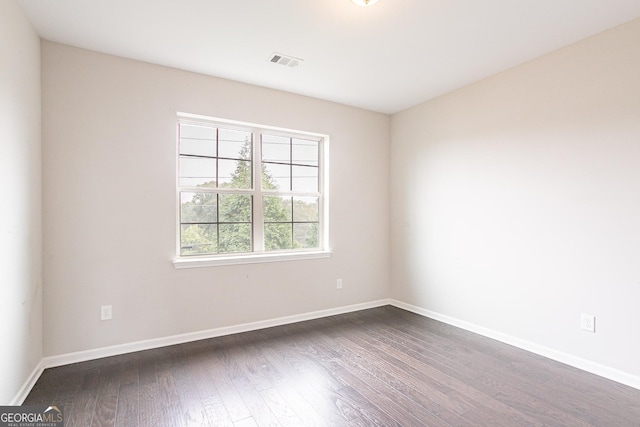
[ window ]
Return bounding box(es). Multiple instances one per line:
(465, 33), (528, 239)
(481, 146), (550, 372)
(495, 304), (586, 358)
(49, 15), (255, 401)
(175, 113), (329, 266)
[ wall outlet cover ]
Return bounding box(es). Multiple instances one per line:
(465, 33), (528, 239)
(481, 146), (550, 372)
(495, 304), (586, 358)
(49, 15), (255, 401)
(581, 313), (595, 333)
(101, 305), (113, 321)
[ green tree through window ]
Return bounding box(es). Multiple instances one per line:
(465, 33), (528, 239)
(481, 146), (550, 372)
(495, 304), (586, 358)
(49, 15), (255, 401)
(178, 119), (324, 257)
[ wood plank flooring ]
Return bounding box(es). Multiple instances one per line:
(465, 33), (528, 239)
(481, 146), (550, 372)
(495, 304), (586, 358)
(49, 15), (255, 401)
(24, 306), (640, 426)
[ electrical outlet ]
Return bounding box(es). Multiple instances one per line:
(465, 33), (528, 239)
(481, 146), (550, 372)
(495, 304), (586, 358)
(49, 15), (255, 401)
(336, 279), (343, 290)
(101, 305), (112, 321)
(581, 313), (595, 332)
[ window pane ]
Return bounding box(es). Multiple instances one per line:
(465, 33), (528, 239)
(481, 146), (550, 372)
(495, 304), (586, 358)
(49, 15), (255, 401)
(218, 194), (252, 223)
(292, 165), (318, 192)
(262, 162), (290, 191)
(218, 223), (251, 253)
(177, 119), (325, 257)
(180, 224), (217, 256)
(292, 138), (318, 166)
(179, 156), (216, 187)
(263, 196), (292, 223)
(180, 192), (217, 223)
(262, 134), (290, 163)
(265, 223), (292, 251)
(218, 128), (251, 159)
(179, 124), (216, 157)
(293, 197), (318, 222)
(180, 123), (216, 140)
(219, 159), (251, 189)
(294, 223), (319, 249)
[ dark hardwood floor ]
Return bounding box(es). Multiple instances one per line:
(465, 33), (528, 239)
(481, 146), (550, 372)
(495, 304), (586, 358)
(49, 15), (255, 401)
(25, 306), (640, 426)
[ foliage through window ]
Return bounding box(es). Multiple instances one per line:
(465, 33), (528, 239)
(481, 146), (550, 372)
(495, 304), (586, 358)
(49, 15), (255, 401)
(177, 116), (326, 257)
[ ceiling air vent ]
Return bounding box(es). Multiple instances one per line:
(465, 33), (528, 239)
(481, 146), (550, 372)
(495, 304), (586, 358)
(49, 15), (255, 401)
(268, 52), (303, 68)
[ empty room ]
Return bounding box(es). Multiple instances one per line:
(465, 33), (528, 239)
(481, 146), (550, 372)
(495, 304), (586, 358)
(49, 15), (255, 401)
(2, 0), (640, 425)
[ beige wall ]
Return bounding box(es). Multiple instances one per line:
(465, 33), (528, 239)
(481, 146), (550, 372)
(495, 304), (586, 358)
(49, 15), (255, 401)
(0, 1), (43, 404)
(391, 18), (640, 380)
(41, 41), (390, 357)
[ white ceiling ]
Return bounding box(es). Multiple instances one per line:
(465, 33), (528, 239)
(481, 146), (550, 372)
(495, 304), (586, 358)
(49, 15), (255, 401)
(18, 0), (640, 114)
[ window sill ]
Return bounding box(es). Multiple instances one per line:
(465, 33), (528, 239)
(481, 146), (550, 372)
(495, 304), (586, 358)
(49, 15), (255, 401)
(172, 250), (332, 269)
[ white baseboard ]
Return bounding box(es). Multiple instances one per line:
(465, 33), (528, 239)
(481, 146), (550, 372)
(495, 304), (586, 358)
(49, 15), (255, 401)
(21, 297), (637, 404)
(13, 299), (388, 404)
(389, 299), (640, 391)
(42, 299), (391, 370)
(10, 361), (45, 405)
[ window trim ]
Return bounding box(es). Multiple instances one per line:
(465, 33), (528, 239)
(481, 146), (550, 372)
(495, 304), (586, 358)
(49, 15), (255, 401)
(173, 112), (330, 268)
(173, 249), (333, 269)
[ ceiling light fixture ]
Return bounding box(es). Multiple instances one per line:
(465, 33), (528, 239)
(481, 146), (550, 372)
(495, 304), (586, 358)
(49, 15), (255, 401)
(352, 0), (379, 6)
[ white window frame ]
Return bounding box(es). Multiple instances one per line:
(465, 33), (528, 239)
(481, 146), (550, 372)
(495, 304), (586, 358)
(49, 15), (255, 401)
(173, 112), (331, 269)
